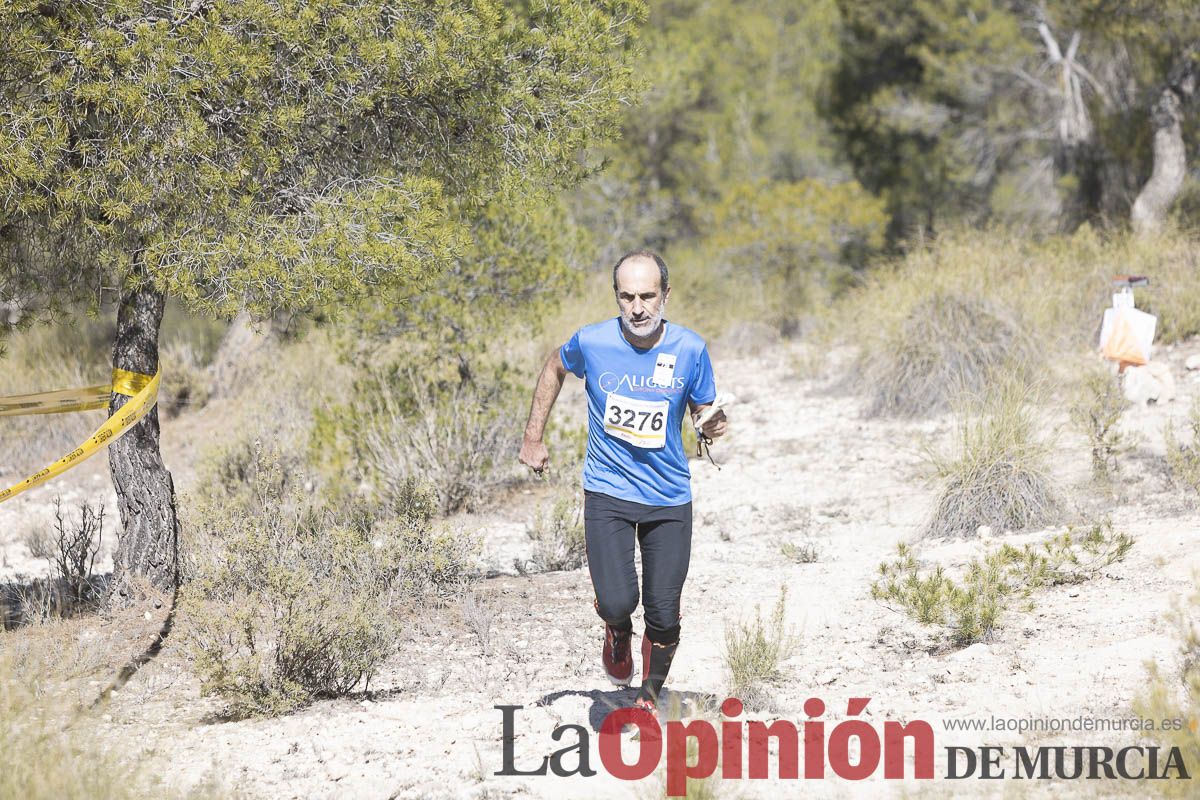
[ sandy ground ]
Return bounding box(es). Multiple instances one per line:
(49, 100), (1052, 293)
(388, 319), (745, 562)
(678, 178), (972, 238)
(2, 339), (1199, 799)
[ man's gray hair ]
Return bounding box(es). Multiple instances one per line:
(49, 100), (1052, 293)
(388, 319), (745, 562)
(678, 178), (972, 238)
(612, 249), (669, 292)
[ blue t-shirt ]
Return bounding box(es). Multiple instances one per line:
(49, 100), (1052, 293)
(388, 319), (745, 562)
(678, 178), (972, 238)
(560, 318), (717, 506)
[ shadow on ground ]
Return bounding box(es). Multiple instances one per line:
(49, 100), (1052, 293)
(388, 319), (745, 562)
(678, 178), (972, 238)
(535, 687), (722, 731)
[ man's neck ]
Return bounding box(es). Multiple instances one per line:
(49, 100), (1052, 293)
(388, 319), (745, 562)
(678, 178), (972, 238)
(621, 320), (665, 350)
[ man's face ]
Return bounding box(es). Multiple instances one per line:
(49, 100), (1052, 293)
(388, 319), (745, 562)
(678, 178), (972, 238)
(614, 257), (669, 338)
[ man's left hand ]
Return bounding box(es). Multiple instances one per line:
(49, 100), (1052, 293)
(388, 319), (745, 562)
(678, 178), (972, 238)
(694, 407), (728, 439)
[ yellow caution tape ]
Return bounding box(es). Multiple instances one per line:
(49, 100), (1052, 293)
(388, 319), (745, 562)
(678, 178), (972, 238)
(0, 384), (111, 416)
(110, 367), (156, 398)
(0, 369), (160, 505)
(0, 368), (153, 417)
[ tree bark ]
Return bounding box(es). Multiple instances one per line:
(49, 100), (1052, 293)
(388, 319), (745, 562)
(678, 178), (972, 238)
(106, 282), (180, 605)
(1131, 55), (1197, 234)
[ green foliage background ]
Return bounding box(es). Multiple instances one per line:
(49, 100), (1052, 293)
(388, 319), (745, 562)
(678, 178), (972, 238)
(3, 0), (1199, 503)
(0, 0), (643, 322)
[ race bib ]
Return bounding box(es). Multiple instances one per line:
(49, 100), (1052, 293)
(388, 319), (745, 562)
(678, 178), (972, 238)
(603, 392), (669, 449)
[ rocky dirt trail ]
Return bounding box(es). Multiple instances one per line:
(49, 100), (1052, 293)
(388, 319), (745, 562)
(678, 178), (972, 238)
(4, 341), (1200, 799)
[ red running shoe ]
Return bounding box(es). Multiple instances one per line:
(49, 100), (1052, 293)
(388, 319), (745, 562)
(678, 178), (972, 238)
(603, 624), (633, 685)
(633, 695), (657, 715)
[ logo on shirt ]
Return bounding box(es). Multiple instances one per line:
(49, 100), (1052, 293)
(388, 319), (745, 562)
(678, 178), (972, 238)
(598, 371), (686, 394)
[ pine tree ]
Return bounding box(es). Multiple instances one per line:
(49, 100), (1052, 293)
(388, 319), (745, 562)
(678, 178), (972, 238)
(0, 0), (643, 602)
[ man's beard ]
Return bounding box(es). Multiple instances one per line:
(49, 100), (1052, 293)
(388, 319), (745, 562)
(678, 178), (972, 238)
(620, 304), (665, 338)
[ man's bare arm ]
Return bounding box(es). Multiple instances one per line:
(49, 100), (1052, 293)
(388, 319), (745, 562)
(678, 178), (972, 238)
(519, 352), (569, 472)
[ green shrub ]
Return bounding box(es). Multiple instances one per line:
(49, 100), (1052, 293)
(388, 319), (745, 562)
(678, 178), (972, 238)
(923, 375), (1060, 538)
(723, 586), (796, 708)
(378, 481), (480, 602)
(702, 179), (887, 335)
(192, 428), (307, 516)
(872, 521), (1133, 646)
(180, 445), (478, 717)
(1133, 574), (1200, 798)
(1068, 367), (1127, 482)
(524, 490), (585, 573)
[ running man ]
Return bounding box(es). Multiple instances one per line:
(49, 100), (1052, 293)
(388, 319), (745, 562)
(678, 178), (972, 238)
(518, 249), (727, 711)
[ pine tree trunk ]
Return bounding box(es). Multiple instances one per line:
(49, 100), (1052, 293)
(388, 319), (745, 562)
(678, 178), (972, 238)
(1131, 56), (1197, 234)
(106, 283), (180, 606)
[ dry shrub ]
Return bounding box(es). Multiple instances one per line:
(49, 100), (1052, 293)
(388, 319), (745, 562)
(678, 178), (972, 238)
(923, 375), (1060, 538)
(522, 489), (585, 573)
(830, 227), (1105, 416)
(193, 426), (307, 515)
(1068, 366), (1128, 482)
(158, 339), (211, 417)
(460, 590), (495, 654)
(180, 444), (479, 717)
(7, 498), (107, 626)
(873, 521), (1133, 646)
(360, 367), (522, 515)
(1133, 574), (1200, 797)
(1165, 396), (1200, 497)
(780, 540), (819, 563)
(514, 423), (589, 573)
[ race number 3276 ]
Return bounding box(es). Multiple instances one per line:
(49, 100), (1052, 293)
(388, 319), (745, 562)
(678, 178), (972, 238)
(603, 393), (669, 449)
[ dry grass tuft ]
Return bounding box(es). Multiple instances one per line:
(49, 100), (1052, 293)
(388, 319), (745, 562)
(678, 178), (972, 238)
(827, 226), (1200, 418)
(723, 586), (796, 710)
(861, 291), (1034, 418)
(0, 614), (221, 799)
(1133, 573), (1200, 798)
(922, 375), (1060, 538)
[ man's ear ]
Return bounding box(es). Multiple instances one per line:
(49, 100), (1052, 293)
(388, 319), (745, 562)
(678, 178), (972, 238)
(663, 285), (671, 304)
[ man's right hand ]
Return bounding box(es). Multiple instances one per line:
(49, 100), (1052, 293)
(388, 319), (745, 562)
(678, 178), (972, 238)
(519, 439), (550, 475)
